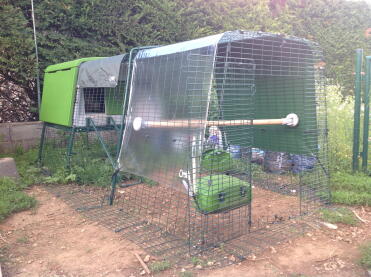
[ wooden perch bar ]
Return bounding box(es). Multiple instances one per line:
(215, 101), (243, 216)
(132, 113), (299, 131)
(144, 118), (284, 128)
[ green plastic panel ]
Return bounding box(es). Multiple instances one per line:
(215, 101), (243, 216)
(217, 75), (317, 155)
(44, 57), (102, 73)
(214, 37), (318, 155)
(252, 76), (317, 155)
(40, 57), (103, 126)
(40, 68), (78, 126)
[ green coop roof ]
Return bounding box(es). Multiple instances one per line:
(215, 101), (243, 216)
(45, 57), (103, 73)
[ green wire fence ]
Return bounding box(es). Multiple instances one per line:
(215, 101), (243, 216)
(352, 49), (370, 173)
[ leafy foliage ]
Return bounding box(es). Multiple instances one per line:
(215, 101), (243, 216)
(0, 1), (37, 122)
(1, 0), (371, 122)
(285, 0), (371, 95)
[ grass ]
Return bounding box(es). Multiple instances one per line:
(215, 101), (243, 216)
(191, 256), (207, 266)
(0, 245), (9, 263)
(327, 86), (354, 173)
(149, 260), (171, 273)
(320, 207), (359, 226)
(330, 172), (371, 206)
(326, 86), (371, 206)
(16, 235), (29, 244)
(0, 177), (36, 221)
(359, 241), (371, 269)
(1, 142), (132, 260)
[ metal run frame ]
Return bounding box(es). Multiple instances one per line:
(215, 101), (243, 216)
(39, 32), (330, 264)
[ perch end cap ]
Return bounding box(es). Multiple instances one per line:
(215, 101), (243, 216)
(283, 113), (299, 127)
(133, 117), (143, 131)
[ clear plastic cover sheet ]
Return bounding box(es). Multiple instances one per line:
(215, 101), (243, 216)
(118, 34), (223, 191)
(77, 54), (126, 88)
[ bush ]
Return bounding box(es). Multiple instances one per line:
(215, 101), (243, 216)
(326, 85), (355, 173)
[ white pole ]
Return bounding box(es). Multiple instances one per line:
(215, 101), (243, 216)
(30, 0), (41, 112)
(132, 113), (300, 131)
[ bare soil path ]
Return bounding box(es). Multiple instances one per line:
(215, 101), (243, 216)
(0, 186), (370, 277)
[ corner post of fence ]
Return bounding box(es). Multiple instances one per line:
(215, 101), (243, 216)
(362, 56), (371, 171)
(37, 122), (47, 166)
(352, 49), (363, 172)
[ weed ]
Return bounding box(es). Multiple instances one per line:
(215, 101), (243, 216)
(16, 236), (29, 244)
(0, 245), (9, 263)
(14, 144), (25, 156)
(141, 177), (159, 187)
(320, 207), (358, 226)
(149, 260), (171, 273)
(191, 256), (207, 266)
(359, 241), (371, 269)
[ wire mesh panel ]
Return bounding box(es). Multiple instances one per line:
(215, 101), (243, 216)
(116, 30), (329, 257)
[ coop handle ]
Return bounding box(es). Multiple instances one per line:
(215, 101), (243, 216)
(132, 113), (299, 131)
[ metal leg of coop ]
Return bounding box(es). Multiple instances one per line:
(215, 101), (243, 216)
(247, 148), (252, 231)
(66, 128), (76, 170)
(37, 122), (47, 166)
(109, 169), (120, 205)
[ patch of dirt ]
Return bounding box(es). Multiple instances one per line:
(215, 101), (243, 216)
(0, 186), (142, 277)
(0, 186), (370, 277)
(117, 181), (299, 243)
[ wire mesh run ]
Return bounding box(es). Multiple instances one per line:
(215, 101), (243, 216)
(117, 30), (330, 253)
(39, 30), (330, 264)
